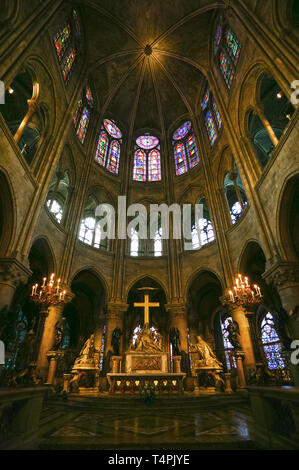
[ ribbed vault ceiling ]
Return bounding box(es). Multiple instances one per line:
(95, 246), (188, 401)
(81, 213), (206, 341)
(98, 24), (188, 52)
(79, 0), (224, 137)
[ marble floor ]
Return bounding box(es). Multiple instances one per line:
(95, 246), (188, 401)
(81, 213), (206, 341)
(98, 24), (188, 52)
(39, 394), (258, 450)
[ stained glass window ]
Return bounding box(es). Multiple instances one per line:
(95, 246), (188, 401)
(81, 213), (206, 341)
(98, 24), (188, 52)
(214, 24), (223, 54)
(220, 51), (234, 89)
(225, 27), (241, 65)
(79, 217), (96, 246)
(95, 131), (108, 167)
(201, 88), (210, 110)
(53, 10), (81, 84)
(47, 200), (63, 223)
(212, 97), (222, 129)
(73, 95), (83, 128)
(261, 312), (285, 370)
(107, 141), (120, 175)
(86, 86), (94, 107)
(172, 122), (199, 175)
(186, 134), (200, 168)
(95, 120), (122, 175)
(214, 19), (241, 90)
(173, 121), (192, 140)
(148, 149), (161, 182)
(136, 135), (159, 150)
(133, 135), (161, 182)
(205, 111), (217, 145)
(54, 23), (71, 59)
(104, 119), (122, 139)
(74, 86), (94, 144)
(62, 47), (76, 82)
(133, 149), (147, 181)
(174, 142), (188, 175)
(76, 107), (90, 144)
(130, 228), (139, 256)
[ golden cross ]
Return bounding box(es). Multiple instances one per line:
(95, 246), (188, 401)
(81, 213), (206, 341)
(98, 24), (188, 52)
(134, 294), (160, 325)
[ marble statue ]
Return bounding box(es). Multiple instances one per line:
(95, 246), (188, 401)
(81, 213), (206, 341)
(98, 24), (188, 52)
(225, 319), (242, 350)
(130, 325), (162, 352)
(190, 335), (223, 369)
(72, 334), (96, 369)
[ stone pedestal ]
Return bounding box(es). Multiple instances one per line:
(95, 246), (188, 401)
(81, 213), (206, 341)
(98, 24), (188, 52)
(224, 372), (233, 393)
(172, 355), (182, 373)
(63, 373), (72, 393)
(194, 366), (223, 394)
(235, 351), (246, 389)
(45, 350), (64, 385)
(111, 355), (121, 373)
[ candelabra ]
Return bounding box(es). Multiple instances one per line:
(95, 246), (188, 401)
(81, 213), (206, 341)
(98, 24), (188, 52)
(31, 273), (66, 307)
(223, 274), (262, 309)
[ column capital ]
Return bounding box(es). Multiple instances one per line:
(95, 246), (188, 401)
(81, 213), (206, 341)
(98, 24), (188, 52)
(165, 302), (186, 318)
(0, 257), (32, 287)
(106, 301), (128, 320)
(263, 261), (299, 289)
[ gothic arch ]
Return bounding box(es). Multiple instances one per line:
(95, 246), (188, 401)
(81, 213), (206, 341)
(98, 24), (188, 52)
(69, 266), (109, 301)
(277, 171), (299, 261)
(184, 267), (224, 300)
(29, 236), (56, 275)
(125, 275), (169, 303)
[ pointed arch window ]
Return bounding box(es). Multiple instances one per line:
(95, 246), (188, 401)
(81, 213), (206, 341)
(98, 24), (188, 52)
(53, 9), (81, 83)
(95, 119), (122, 175)
(46, 170), (70, 224)
(154, 228), (163, 257)
(214, 17), (241, 90)
(201, 85), (222, 146)
(261, 312), (285, 370)
(187, 198), (215, 250)
(133, 134), (161, 182)
(79, 195), (109, 250)
(130, 228), (140, 256)
(224, 162), (248, 224)
(73, 86), (94, 144)
(173, 122), (200, 175)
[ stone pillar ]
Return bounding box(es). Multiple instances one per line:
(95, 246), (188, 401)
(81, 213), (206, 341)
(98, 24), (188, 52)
(0, 258), (31, 311)
(36, 303), (65, 378)
(166, 303), (189, 353)
(111, 356), (121, 373)
(14, 99), (38, 144)
(173, 356), (182, 373)
(235, 352), (246, 389)
(254, 105), (279, 148)
(224, 372), (233, 394)
(105, 302), (127, 357)
(46, 350), (64, 385)
(230, 304), (256, 372)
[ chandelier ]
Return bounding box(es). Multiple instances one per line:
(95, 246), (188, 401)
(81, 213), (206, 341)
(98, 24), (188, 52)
(31, 273), (66, 306)
(223, 274), (262, 308)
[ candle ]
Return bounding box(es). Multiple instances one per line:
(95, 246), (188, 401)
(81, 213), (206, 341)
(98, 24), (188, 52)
(245, 277), (249, 286)
(31, 286), (34, 296)
(42, 277), (46, 288)
(51, 273), (55, 281)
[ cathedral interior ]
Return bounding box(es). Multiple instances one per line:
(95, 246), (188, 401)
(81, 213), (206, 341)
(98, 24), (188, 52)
(0, 0), (299, 452)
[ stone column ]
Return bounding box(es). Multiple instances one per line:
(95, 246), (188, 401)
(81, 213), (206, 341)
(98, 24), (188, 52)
(111, 356), (121, 373)
(14, 99), (38, 144)
(46, 350), (64, 385)
(105, 302), (127, 357)
(235, 352), (246, 389)
(254, 105), (279, 148)
(230, 304), (256, 373)
(166, 303), (189, 353)
(223, 372), (233, 394)
(36, 303), (65, 378)
(0, 258), (31, 311)
(172, 356), (182, 373)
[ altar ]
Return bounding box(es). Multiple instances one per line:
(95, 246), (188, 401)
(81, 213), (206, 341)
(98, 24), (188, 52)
(107, 372), (186, 394)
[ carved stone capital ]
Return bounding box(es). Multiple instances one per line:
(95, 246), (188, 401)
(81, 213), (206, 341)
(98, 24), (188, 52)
(0, 258), (32, 287)
(165, 302), (186, 320)
(263, 262), (299, 289)
(106, 302), (128, 320)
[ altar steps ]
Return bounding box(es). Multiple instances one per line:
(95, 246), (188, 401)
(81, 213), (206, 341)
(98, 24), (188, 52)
(38, 392), (258, 450)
